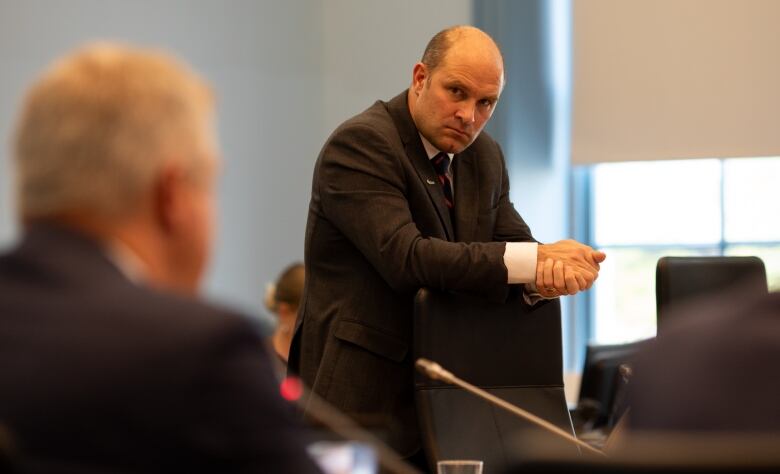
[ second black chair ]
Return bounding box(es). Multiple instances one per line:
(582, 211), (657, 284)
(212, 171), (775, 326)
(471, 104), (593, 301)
(655, 256), (767, 330)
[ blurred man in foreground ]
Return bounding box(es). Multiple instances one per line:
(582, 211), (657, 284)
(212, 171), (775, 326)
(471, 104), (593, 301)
(0, 43), (320, 473)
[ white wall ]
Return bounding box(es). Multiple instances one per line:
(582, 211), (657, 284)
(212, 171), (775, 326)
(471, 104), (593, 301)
(572, 0), (780, 164)
(0, 0), (471, 320)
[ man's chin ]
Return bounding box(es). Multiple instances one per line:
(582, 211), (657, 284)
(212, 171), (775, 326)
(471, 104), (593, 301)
(428, 133), (473, 154)
(431, 137), (471, 153)
(443, 139), (472, 154)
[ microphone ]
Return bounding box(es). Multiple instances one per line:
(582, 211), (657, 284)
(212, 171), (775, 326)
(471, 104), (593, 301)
(415, 358), (606, 457)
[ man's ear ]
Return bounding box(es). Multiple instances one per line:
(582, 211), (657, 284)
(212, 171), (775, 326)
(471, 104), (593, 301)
(277, 302), (299, 320)
(276, 302), (292, 315)
(411, 62), (428, 95)
(152, 162), (188, 235)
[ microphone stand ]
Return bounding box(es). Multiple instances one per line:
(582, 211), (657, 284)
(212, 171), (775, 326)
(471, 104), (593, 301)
(415, 358), (606, 458)
(288, 377), (423, 474)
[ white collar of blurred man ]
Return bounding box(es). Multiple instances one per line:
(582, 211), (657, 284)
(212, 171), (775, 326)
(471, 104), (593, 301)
(14, 42), (221, 296)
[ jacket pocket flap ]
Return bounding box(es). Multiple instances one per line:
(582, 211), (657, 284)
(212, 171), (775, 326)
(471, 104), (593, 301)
(333, 320), (408, 363)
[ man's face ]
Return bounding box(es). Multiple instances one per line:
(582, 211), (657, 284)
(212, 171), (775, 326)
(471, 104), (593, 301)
(409, 48), (504, 154)
(180, 155), (218, 293)
(165, 117), (220, 295)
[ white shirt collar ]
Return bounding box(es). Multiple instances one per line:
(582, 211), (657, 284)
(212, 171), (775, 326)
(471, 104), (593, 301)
(103, 239), (148, 285)
(419, 133), (455, 163)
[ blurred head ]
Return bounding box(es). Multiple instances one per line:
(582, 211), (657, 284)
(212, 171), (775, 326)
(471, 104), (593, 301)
(14, 42), (219, 293)
(266, 263), (305, 317)
(408, 26), (505, 153)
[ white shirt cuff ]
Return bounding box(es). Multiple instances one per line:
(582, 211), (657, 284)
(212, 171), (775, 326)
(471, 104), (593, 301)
(503, 242), (538, 284)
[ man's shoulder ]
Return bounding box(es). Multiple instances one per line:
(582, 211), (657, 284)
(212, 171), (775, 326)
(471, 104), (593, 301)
(119, 285), (263, 345)
(468, 129), (501, 155)
(335, 99), (395, 135)
(329, 90), (409, 143)
(2, 224), (260, 344)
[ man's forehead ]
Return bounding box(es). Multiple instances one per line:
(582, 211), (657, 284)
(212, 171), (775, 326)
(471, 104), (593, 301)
(438, 41), (503, 78)
(435, 60), (504, 95)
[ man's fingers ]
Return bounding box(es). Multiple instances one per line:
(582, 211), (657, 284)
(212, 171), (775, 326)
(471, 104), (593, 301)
(577, 267), (596, 289)
(584, 250), (606, 272)
(539, 241), (605, 274)
(564, 265), (581, 295)
(543, 257), (555, 290)
(536, 257), (545, 290)
(535, 243), (605, 297)
(553, 260), (566, 293)
(575, 270), (588, 291)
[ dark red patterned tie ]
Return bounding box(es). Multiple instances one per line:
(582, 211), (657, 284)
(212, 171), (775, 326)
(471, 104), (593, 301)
(432, 152), (454, 209)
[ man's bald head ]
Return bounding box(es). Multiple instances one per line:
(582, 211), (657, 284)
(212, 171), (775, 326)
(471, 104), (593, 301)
(421, 25), (504, 79)
(409, 26), (505, 153)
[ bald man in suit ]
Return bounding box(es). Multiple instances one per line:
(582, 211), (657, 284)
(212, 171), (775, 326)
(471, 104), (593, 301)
(290, 26), (605, 461)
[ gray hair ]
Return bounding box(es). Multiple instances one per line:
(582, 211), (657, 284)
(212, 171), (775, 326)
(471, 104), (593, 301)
(14, 42), (213, 220)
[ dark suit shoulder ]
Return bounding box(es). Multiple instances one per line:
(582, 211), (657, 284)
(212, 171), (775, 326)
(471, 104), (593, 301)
(327, 99), (399, 146)
(466, 128), (504, 160)
(313, 99), (410, 198)
(471, 128), (500, 148)
(99, 283), (264, 359)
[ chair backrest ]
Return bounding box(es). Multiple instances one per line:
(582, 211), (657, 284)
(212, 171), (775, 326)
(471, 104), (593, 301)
(0, 423), (14, 474)
(413, 289), (576, 474)
(655, 256), (767, 330)
(575, 340), (646, 431)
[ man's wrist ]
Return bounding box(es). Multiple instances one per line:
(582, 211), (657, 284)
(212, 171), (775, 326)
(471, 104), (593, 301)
(504, 242), (538, 283)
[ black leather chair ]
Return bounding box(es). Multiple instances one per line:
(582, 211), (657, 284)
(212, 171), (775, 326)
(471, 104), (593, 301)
(573, 340), (646, 433)
(655, 256), (767, 330)
(0, 423), (14, 474)
(413, 289), (577, 474)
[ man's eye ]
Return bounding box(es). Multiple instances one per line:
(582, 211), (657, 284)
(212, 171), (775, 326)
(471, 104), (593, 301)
(479, 99), (493, 108)
(450, 87), (463, 97)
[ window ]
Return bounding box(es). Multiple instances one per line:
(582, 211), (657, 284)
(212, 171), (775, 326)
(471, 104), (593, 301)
(584, 157), (780, 344)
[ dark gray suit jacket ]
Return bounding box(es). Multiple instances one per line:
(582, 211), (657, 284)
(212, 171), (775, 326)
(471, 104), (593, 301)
(289, 91), (535, 456)
(0, 224), (320, 473)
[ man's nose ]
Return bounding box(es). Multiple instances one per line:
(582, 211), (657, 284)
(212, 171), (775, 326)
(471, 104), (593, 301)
(455, 101), (476, 124)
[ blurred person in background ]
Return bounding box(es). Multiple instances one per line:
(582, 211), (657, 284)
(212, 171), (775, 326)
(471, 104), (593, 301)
(265, 262), (305, 363)
(0, 42), (320, 473)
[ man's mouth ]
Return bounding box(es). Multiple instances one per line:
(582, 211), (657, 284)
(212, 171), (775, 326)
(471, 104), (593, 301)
(447, 127), (469, 139)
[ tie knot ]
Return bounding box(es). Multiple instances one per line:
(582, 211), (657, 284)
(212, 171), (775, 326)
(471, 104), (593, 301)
(432, 152), (450, 176)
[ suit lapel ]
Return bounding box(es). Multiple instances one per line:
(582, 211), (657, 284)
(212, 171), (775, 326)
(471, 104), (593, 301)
(386, 91), (454, 240)
(452, 149), (479, 242)
(404, 140), (455, 240)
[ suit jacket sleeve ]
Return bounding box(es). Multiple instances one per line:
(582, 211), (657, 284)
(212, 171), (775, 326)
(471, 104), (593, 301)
(317, 123), (511, 301)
